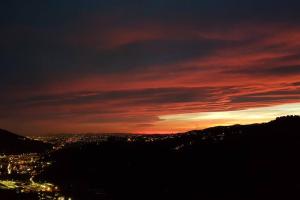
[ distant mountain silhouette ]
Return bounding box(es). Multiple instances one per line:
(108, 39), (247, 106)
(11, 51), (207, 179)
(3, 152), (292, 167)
(38, 116), (300, 200)
(0, 129), (51, 153)
(179, 115), (300, 146)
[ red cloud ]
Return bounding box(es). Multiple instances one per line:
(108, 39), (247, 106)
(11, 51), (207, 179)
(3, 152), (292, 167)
(1, 22), (300, 135)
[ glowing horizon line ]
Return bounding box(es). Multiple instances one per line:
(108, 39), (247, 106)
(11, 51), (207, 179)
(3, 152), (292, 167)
(159, 102), (300, 123)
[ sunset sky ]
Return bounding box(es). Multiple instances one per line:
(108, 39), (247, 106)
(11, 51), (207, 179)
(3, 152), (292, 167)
(1, 1), (300, 135)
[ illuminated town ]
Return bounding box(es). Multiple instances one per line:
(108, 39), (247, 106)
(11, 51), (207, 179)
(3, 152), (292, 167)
(0, 133), (178, 200)
(0, 148), (72, 199)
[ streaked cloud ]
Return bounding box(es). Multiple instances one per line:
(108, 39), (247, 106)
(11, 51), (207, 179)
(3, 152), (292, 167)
(1, 1), (300, 134)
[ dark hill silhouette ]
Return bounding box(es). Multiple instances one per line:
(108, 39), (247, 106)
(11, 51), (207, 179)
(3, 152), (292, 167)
(38, 116), (300, 200)
(0, 129), (51, 153)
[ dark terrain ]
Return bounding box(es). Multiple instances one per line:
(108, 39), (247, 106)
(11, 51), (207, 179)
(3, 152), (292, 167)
(36, 116), (300, 200)
(0, 129), (51, 154)
(1, 116), (300, 199)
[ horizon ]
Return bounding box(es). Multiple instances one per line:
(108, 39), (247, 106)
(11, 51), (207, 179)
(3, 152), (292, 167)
(7, 114), (300, 136)
(1, 1), (300, 135)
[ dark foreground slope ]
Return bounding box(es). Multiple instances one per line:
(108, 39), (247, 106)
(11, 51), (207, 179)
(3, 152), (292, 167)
(40, 116), (300, 200)
(0, 129), (51, 153)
